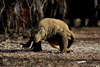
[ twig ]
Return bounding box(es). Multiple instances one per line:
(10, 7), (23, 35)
(0, 0), (5, 14)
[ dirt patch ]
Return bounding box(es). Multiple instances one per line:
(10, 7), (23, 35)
(0, 27), (100, 67)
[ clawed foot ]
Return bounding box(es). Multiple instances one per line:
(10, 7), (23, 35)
(20, 43), (30, 49)
(60, 48), (73, 53)
(31, 48), (42, 52)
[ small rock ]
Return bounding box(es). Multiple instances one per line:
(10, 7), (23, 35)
(18, 36), (23, 40)
(96, 65), (100, 67)
(76, 61), (86, 64)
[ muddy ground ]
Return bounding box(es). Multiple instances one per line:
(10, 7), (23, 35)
(0, 27), (100, 67)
